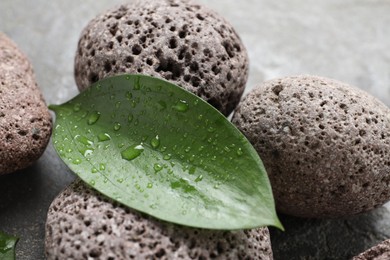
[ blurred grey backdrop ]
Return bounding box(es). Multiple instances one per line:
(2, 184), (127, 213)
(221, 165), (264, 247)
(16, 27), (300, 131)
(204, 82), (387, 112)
(0, 0), (389, 259)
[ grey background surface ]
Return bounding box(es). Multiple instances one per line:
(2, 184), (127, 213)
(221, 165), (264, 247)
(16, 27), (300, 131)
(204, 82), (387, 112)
(0, 0), (389, 259)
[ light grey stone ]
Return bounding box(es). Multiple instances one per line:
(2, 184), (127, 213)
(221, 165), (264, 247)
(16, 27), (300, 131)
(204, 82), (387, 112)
(74, 0), (248, 116)
(45, 180), (273, 260)
(232, 75), (390, 218)
(354, 239), (390, 260)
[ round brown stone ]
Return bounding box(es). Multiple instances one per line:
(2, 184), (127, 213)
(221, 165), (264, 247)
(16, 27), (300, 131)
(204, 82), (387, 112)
(0, 32), (52, 175)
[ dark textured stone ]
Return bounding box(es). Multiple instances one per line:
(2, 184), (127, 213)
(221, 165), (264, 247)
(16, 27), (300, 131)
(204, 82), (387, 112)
(354, 239), (390, 260)
(232, 75), (390, 218)
(45, 180), (273, 259)
(74, 0), (249, 116)
(0, 33), (52, 175)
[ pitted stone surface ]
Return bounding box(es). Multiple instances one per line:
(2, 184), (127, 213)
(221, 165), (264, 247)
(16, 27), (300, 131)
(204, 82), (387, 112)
(45, 180), (273, 259)
(354, 239), (390, 260)
(232, 75), (390, 218)
(74, 0), (249, 116)
(0, 33), (52, 175)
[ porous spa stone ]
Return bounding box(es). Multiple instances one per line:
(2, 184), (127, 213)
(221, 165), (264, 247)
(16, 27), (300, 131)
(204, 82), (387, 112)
(232, 75), (390, 218)
(74, 0), (248, 116)
(353, 239), (390, 260)
(45, 180), (273, 260)
(0, 33), (51, 175)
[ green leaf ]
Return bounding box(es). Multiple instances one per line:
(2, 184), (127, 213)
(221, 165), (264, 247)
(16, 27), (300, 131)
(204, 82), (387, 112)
(0, 231), (18, 260)
(49, 74), (283, 230)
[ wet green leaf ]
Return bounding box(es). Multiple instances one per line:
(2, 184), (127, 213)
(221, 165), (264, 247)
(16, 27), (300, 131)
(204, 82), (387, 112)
(49, 74), (282, 230)
(0, 231), (18, 260)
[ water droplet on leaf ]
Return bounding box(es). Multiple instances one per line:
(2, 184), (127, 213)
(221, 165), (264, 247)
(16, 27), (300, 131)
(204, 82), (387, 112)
(121, 144), (144, 161)
(73, 103), (81, 112)
(163, 154), (172, 160)
(114, 122), (121, 131)
(72, 158), (82, 165)
(154, 163), (163, 172)
(87, 111), (101, 125)
(150, 135), (160, 149)
(98, 133), (111, 142)
(173, 100), (189, 112)
(195, 175), (203, 182)
(128, 114), (134, 123)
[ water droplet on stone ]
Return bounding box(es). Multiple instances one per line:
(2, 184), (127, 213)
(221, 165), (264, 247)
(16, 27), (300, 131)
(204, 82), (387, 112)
(87, 111), (101, 125)
(150, 135), (160, 149)
(121, 144), (144, 161)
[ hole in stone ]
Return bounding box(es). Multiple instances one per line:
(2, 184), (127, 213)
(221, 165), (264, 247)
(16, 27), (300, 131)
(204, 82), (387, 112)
(104, 61), (112, 73)
(155, 50), (183, 80)
(272, 85), (283, 96)
(18, 130), (28, 136)
(125, 56), (134, 63)
(146, 58), (153, 66)
(222, 40), (234, 58)
(169, 37), (178, 49)
(89, 72), (99, 83)
(190, 61), (199, 72)
(132, 44), (142, 55)
(196, 13), (205, 20)
(191, 76), (201, 87)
